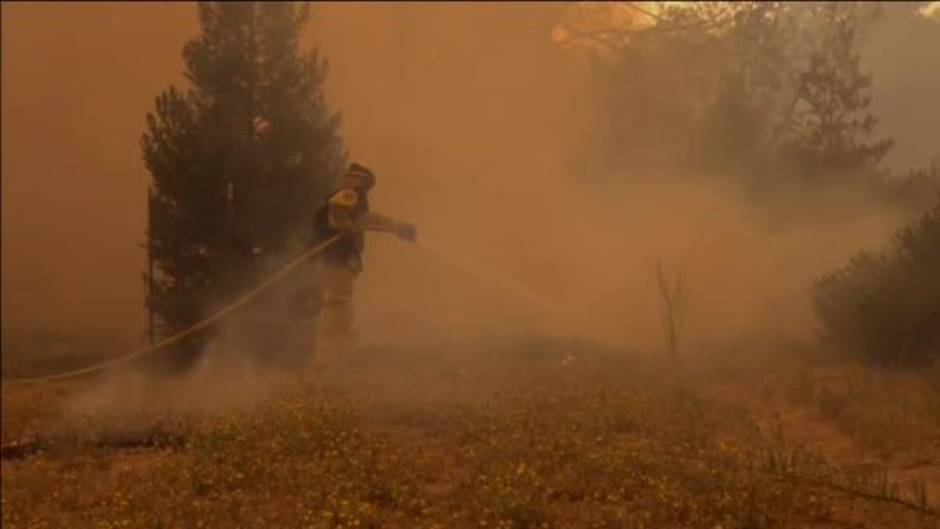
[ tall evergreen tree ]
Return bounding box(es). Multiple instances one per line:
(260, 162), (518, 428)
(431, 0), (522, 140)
(777, 3), (893, 179)
(141, 2), (344, 346)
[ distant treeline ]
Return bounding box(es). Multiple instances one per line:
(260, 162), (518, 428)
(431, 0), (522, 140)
(563, 2), (938, 212)
(558, 3), (939, 366)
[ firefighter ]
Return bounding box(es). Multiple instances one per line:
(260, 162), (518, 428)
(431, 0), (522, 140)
(308, 163), (417, 366)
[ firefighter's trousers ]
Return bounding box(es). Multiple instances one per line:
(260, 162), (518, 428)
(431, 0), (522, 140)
(312, 262), (358, 365)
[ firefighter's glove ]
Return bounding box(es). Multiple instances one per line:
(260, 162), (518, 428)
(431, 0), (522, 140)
(397, 222), (418, 242)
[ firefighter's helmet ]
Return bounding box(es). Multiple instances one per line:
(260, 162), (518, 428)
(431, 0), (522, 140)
(339, 163), (376, 191)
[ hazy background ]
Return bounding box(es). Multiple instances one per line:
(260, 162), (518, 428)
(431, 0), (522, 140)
(2, 2), (938, 355)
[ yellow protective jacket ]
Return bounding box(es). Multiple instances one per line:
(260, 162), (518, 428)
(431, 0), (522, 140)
(312, 187), (401, 271)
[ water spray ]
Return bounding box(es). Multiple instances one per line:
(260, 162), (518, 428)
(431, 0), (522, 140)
(413, 237), (571, 328)
(414, 239), (540, 305)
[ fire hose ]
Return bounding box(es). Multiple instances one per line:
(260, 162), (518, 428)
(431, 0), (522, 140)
(6, 233), (559, 385)
(5, 235), (342, 385)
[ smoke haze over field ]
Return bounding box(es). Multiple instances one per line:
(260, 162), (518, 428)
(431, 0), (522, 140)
(2, 3), (938, 356)
(2, 3), (197, 341)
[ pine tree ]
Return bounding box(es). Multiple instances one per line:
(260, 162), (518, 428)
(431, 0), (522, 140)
(778, 4), (893, 179)
(141, 3), (344, 356)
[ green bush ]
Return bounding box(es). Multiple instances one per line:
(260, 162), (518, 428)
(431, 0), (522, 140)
(813, 195), (940, 366)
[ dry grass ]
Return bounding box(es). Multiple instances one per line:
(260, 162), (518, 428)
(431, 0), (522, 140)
(2, 342), (937, 528)
(776, 361), (940, 458)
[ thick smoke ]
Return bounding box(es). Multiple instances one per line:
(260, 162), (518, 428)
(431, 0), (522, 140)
(304, 4), (910, 356)
(2, 3), (934, 377)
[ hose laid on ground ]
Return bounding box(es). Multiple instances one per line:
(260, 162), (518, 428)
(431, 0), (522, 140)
(5, 236), (341, 386)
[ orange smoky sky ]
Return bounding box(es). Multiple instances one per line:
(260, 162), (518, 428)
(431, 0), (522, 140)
(2, 3), (198, 339)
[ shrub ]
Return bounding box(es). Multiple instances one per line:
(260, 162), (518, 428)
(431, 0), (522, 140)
(813, 195), (940, 366)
